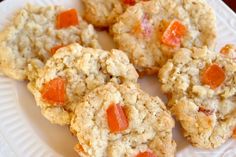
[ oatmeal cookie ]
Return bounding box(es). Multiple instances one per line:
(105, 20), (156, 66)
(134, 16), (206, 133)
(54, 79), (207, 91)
(82, 0), (145, 28)
(29, 43), (138, 125)
(111, 0), (216, 75)
(70, 82), (176, 157)
(0, 4), (100, 80)
(159, 47), (236, 149)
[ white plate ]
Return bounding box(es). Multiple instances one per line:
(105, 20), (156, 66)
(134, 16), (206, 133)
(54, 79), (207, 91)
(0, 0), (236, 157)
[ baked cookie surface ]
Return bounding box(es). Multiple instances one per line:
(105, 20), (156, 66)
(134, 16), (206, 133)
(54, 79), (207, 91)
(82, 0), (144, 28)
(29, 43), (138, 125)
(111, 0), (216, 75)
(71, 82), (176, 157)
(159, 47), (236, 148)
(0, 4), (100, 80)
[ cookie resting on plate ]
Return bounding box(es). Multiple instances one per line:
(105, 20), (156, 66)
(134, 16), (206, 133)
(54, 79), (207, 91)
(28, 43), (138, 125)
(82, 0), (146, 28)
(70, 82), (176, 157)
(159, 46), (236, 148)
(0, 4), (100, 80)
(111, 0), (216, 75)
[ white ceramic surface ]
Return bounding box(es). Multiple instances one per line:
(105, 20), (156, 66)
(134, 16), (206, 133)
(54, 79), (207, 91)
(0, 0), (236, 157)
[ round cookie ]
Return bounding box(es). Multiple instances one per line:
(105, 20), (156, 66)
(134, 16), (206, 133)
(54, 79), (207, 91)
(0, 4), (100, 80)
(70, 82), (176, 157)
(29, 43), (138, 125)
(159, 47), (236, 149)
(111, 0), (216, 75)
(82, 0), (145, 28)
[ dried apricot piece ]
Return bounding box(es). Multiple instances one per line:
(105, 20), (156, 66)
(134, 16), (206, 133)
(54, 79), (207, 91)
(50, 45), (64, 56)
(232, 128), (236, 138)
(41, 77), (66, 105)
(161, 19), (187, 47)
(123, 0), (136, 5)
(106, 103), (128, 133)
(201, 64), (225, 89)
(56, 9), (79, 29)
(220, 44), (235, 55)
(136, 151), (157, 157)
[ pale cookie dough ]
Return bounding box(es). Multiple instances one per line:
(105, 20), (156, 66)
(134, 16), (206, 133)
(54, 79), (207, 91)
(111, 0), (216, 75)
(70, 82), (176, 157)
(29, 43), (138, 125)
(82, 0), (145, 28)
(159, 47), (236, 149)
(0, 4), (100, 80)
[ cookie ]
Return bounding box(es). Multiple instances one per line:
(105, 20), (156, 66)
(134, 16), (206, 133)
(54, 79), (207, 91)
(70, 82), (176, 157)
(111, 0), (216, 75)
(159, 47), (236, 148)
(82, 0), (145, 28)
(0, 4), (100, 80)
(28, 43), (138, 125)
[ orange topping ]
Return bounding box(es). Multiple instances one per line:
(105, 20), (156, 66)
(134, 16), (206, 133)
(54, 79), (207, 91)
(136, 151), (157, 157)
(74, 144), (85, 154)
(201, 64), (225, 89)
(106, 103), (128, 133)
(41, 77), (66, 105)
(50, 45), (64, 55)
(233, 128), (236, 138)
(161, 19), (187, 47)
(220, 44), (235, 55)
(123, 0), (136, 5)
(56, 9), (79, 29)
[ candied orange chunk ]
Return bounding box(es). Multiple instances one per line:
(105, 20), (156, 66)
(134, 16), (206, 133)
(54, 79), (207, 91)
(233, 128), (236, 138)
(56, 9), (79, 29)
(41, 77), (66, 105)
(220, 44), (235, 55)
(106, 103), (128, 133)
(136, 151), (157, 157)
(123, 0), (136, 5)
(161, 19), (187, 47)
(74, 144), (85, 154)
(201, 64), (225, 89)
(50, 45), (64, 56)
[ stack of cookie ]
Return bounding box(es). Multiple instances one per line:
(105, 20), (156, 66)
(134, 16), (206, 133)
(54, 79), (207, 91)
(0, 0), (235, 156)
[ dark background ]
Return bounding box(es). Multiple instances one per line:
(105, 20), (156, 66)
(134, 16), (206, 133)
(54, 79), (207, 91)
(0, 0), (235, 12)
(223, 0), (236, 12)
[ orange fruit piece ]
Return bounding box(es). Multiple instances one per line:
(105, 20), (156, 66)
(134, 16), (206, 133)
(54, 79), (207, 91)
(56, 9), (79, 29)
(136, 151), (157, 157)
(233, 128), (236, 138)
(123, 0), (136, 5)
(106, 103), (129, 133)
(161, 19), (187, 47)
(50, 45), (64, 56)
(74, 144), (85, 154)
(220, 44), (235, 55)
(201, 64), (225, 89)
(41, 77), (66, 105)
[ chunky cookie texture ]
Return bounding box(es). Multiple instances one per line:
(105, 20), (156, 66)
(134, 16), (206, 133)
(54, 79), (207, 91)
(111, 0), (216, 75)
(159, 47), (236, 149)
(0, 4), (100, 80)
(71, 82), (176, 157)
(29, 43), (138, 125)
(82, 0), (145, 28)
